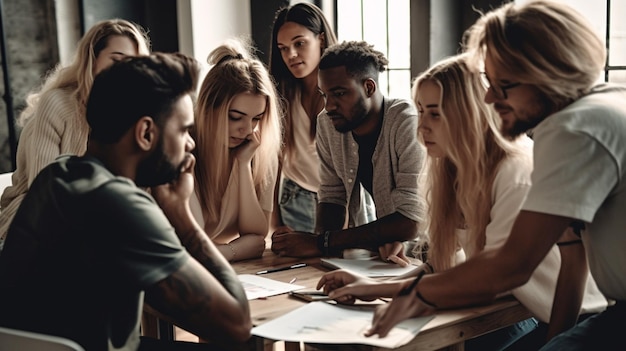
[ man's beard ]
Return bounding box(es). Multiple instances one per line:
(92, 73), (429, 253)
(332, 96), (368, 133)
(135, 140), (183, 187)
(504, 118), (540, 138)
(501, 95), (555, 138)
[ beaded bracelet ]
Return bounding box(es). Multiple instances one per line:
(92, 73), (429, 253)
(316, 230), (332, 256)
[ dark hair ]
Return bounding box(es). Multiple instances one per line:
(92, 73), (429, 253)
(87, 52), (200, 143)
(319, 41), (388, 83)
(269, 2), (337, 97)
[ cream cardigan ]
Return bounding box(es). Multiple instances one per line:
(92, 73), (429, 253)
(0, 87), (89, 249)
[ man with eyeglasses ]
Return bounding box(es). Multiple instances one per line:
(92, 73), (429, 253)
(479, 71), (545, 138)
(355, 1), (626, 350)
(479, 71), (521, 101)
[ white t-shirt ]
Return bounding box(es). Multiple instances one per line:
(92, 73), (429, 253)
(523, 84), (626, 301)
(281, 89), (321, 192)
(455, 136), (606, 322)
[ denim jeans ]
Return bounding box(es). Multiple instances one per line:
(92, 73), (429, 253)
(465, 318), (539, 351)
(279, 178), (317, 233)
(540, 302), (626, 351)
(504, 313), (597, 351)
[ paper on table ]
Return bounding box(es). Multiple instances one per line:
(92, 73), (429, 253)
(252, 301), (434, 348)
(321, 257), (419, 277)
(238, 274), (304, 300)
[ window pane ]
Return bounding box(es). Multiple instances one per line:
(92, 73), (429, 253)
(362, 1), (388, 52)
(379, 73), (389, 97)
(388, 70), (412, 101)
(609, 0), (626, 66)
(388, 0), (411, 69)
(337, 0), (411, 99)
(608, 70), (626, 84)
(337, 0), (362, 40)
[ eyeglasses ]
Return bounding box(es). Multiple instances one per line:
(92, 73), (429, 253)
(479, 72), (522, 100)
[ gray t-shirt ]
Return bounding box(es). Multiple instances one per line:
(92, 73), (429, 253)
(316, 97), (425, 227)
(0, 155), (189, 351)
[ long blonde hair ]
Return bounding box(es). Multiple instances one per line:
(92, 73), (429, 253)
(463, 0), (605, 109)
(18, 19), (150, 127)
(414, 54), (517, 271)
(194, 38), (283, 223)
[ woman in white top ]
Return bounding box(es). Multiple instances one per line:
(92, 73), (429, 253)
(317, 54), (607, 350)
(268, 2), (338, 233)
(190, 38), (282, 262)
(0, 19), (150, 251)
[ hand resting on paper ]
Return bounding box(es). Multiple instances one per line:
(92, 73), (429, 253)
(316, 269), (406, 305)
(378, 242), (410, 267)
(365, 284), (436, 338)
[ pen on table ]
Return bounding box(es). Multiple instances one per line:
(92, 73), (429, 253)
(256, 263), (307, 275)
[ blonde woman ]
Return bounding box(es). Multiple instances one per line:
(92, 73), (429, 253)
(190, 38), (282, 262)
(317, 54), (606, 350)
(0, 19), (150, 250)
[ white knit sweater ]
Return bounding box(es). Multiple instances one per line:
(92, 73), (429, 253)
(0, 87), (89, 250)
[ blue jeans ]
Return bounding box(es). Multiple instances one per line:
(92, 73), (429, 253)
(540, 302), (626, 351)
(465, 318), (539, 351)
(279, 178), (317, 233)
(504, 313), (596, 351)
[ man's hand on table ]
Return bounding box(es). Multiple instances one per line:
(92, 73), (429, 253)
(317, 269), (396, 305)
(271, 226), (321, 257)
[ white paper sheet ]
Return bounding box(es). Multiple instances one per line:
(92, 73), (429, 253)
(252, 301), (434, 348)
(321, 257), (419, 277)
(238, 274), (304, 300)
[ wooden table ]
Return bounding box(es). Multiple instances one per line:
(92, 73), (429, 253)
(230, 250), (532, 351)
